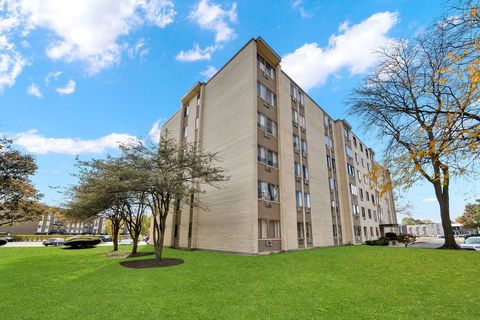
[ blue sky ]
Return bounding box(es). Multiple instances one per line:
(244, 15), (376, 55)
(0, 0), (478, 222)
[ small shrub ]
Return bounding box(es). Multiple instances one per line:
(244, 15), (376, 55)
(64, 236), (101, 249)
(365, 239), (389, 246)
(0, 239), (7, 246)
(385, 232), (398, 241)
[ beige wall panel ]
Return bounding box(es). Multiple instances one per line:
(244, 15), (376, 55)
(193, 41), (258, 254)
(305, 101), (334, 247)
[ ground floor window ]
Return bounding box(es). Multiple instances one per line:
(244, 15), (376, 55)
(258, 220), (281, 239)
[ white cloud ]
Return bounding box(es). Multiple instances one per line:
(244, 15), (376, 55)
(44, 70), (62, 85)
(176, 43), (215, 62)
(423, 197), (437, 203)
(56, 80), (75, 95)
(292, 0), (312, 18)
(189, 0), (237, 44)
(127, 38), (149, 59)
(12, 129), (138, 154)
(200, 65), (217, 78)
(149, 118), (164, 143)
(282, 11), (399, 90)
(18, 0), (176, 74)
(27, 82), (41, 97)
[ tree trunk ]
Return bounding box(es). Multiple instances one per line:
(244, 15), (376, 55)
(154, 216), (166, 262)
(131, 238), (138, 254)
(112, 222), (120, 252)
(434, 182), (459, 249)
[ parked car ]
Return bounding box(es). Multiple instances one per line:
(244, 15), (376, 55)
(0, 238), (7, 246)
(1, 235), (15, 242)
(99, 235), (112, 242)
(64, 236), (101, 249)
(43, 238), (65, 246)
(464, 234), (480, 240)
(119, 238), (133, 245)
(460, 236), (480, 251)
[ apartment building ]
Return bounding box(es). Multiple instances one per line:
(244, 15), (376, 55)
(158, 37), (397, 254)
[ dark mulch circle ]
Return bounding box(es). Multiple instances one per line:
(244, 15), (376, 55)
(127, 252), (155, 258)
(119, 258), (184, 269)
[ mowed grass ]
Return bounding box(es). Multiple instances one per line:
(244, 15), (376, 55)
(0, 245), (479, 320)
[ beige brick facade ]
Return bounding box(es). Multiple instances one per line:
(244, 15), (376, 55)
(154, 37), (397, 254)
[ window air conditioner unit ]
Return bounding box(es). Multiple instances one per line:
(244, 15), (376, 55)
(265, 202), (272, 208)
(266, 240), (273, 247)
(265, 166), (271, 172)
(293, 122), (298, 127)
(295, 176), (301, 182)
(306, 208), (311, 213)
(264, 131), (270, 138)
(264, 101), (269, 108)
(292, 96), (297, 102)
(304, 179), (309, 185)
(263, 71), (269, 79)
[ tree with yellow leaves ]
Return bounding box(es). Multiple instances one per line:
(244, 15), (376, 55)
(349, 3), (479, 249)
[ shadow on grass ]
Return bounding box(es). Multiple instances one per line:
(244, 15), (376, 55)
(62, 246), (96, 250)
(119, 258), (184, 269)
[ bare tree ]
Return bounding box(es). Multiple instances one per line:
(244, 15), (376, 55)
(120, 135), (228, 262)
(349, 19), (479, 249)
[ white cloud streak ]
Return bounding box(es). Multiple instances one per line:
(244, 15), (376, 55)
(200, 65), (217, 78)
(27, 82), (41, 97)
(11, 129), (138, 155)
(282, 11), (399, 90)
(148, 118), (164, 143)
(189, 0), (237, 44)
(55, 80), (75, 95)
(176, 43), (215, 62)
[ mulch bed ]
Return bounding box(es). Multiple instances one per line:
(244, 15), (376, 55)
(119, 258), (184, 269)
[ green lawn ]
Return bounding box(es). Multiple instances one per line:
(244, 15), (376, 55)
(0, 245), (478, 319)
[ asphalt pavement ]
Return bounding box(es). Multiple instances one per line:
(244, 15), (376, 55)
(1, 241), (147, 248)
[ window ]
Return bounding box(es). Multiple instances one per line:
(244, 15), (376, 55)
(333, 225), (338, 237)
(294, 162), (301, 177)
(361, 207), (366, 219)
(329, 177), (335, 191)
(326, 155), (332, 169)
(355, 153), (359, 163)
(257, 82), (276, 106)
(357, 170), (362, 183)
(293, 135), (300, 152)
(323, 115), (329, 127)
(332, 158), (336, 171)
(267, 150), (278, 167)
(306, 223), (312, 238)
(296, 191), (303, 207)
(349, 183), (358, 196)
(365, 149), (369, 158)
(183, 126), (188, 138)
(359, 188), (364, 201)
(344, 128), (350, 140)
(299, 115), (306, 130)
(267, 119), (277, 136)
(257, 113), (277, 136)
(291, 83), (298, 100)
(297, 223), (305, 239)
(303, 165), (309, 181)
(352, 204), (359, 215)
(371, 194), (375, 204)
(347, 164), (355, 176)
(360, 143), (364, 152)
(258, 181), (279, 201)
(345, 145), (353, 158)
(304, 193), (311, 208)
(301, 140), (308, 155)
(258, 219), (280, 239)
(257, 146), (266, 163)
(364, 227), (367, 237)
(373, 210), (377, 221)
(367, 163), (370, 172)
(183, 105), (189, 117)
(368, 209), (372, 219)
(299, 91), (305, 106)
(353, 136), (357, 147)
(257, 54), (275, 79)
(370, 227), (374, 237)
(195, 117), (199, 130)
(366, 191), (369, 200)
(376, 227), (379, 237)
(325, 135), (333, 149)
(292, 109), (298, 124)
(257, 113), (266, 129)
